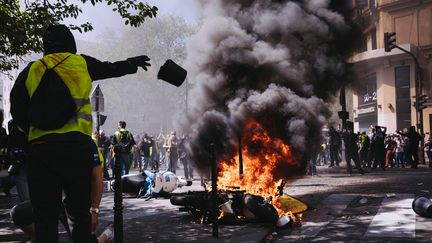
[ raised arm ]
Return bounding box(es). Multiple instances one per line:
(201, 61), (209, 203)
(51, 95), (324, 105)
(82, 54), (150, 81)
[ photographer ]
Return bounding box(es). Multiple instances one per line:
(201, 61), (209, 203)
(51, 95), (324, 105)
(0, 113), (14, 197)
(7, 120), (30, 202)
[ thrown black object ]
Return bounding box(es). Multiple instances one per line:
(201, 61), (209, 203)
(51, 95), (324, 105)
(157, 59), (187, 87)
(412, 196), (432, 217)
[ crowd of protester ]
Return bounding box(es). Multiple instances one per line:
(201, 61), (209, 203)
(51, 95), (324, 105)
(91, 124), (194, 181)
(309, 123), (429, 176)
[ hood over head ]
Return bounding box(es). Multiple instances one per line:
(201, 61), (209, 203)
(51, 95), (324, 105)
(43, 24), (77, 55)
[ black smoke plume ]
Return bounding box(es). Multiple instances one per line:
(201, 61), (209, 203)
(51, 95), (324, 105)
(179, 0), (359, 175)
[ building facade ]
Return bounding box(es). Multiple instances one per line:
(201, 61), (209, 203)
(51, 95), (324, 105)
(350, 0), (432, 135)
(1, 70), (18, 126)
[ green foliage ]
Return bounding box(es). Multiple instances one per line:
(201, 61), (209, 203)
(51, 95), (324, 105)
(0, 0), (158, 73)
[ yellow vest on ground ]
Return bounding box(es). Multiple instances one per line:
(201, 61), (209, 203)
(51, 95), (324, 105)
(25, 52), (93, 141)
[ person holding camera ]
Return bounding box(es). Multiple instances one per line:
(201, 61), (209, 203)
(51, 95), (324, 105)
(10, 24), (151, 243)
(111, 121), (136, 176)
(0, 120), (13, 197)
(6, 120), (30, 202)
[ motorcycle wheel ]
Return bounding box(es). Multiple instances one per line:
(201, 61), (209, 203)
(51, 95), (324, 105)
(243, 194), (279, 223)
(170, 194), (196, 206)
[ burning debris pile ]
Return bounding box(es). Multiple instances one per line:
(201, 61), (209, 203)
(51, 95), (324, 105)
(177, 0), (359, 224)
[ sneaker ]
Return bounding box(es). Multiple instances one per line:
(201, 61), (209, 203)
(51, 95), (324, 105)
(102, 223), (114, 242)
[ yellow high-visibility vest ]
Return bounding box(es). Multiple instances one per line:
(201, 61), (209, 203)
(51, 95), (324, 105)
(25, 52), (93, 141)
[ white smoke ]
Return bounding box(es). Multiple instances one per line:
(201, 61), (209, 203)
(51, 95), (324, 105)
(179, 0), (355, 174)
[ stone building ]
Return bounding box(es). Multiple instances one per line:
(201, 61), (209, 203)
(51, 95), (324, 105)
(349, 0), (432, 135)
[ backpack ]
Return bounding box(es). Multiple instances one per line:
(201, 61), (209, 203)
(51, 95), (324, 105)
(118, 131), (132, 151)
(28, 56), (77, 130)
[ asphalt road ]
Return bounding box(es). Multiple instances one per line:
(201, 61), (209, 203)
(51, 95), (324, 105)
(1, 162), (432, 242)
(274, 164), (432, 242)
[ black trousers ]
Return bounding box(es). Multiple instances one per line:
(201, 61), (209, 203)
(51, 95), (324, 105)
(373, 149), (386, 169)
(329, 145), (340, 166)
(29, 140), (93, 243)
(408, 147), (419, 168)
(345, 150), (364, 174)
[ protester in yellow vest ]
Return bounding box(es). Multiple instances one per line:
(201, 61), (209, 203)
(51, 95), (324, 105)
(10, 24), (150, 243)
(111, 121), (135, 176)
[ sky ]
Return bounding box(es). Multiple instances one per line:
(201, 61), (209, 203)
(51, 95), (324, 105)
(69, 0), (200, 41)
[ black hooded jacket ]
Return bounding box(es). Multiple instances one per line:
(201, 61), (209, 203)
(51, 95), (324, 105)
(10, 24), (139, 140)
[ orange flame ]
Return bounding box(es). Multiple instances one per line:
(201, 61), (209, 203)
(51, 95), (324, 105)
(218, 119), (298, 201)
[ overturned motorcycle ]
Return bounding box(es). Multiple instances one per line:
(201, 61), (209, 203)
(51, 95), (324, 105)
(171, 189), (283, 226)
(110, 170), (192, 199)
(170, 180), (308, 226)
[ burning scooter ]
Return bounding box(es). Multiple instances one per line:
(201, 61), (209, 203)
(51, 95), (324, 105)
(171, 121), (309, 227)
(170, 187), (279, 224)
(170, 180), (308, 227)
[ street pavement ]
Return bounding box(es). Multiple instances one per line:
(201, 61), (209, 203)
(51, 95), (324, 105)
(1, 162), (432, 242)
(274, 164), (432, 242)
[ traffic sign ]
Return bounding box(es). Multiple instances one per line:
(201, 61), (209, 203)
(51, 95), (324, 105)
(90, 84), (104, 112)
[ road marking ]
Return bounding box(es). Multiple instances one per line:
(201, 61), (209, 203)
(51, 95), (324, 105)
(287, 194), (356, 239)
(365, 193), (415, 238)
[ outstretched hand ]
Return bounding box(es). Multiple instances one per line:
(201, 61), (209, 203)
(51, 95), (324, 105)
(127, 55), (151, 71)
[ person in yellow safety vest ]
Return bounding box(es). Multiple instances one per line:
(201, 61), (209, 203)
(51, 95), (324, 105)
(111, 121), (136, 176)
(10, 24), (150, 243)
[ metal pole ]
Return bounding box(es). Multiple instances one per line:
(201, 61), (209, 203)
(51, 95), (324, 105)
(210, 143), (218, 238)
(96, 112), (100, 144)
(417, 62), (425, 164)
(114, 152), (123, 243)
(95, 89), (101, 146)
(340, 86), (347, 129)
(238, 134), (243, 177)
(338, 86), (349, 131)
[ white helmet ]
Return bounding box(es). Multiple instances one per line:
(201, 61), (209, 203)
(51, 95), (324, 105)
(153, 172), (164, 193)
(161, 171), (179, 193)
